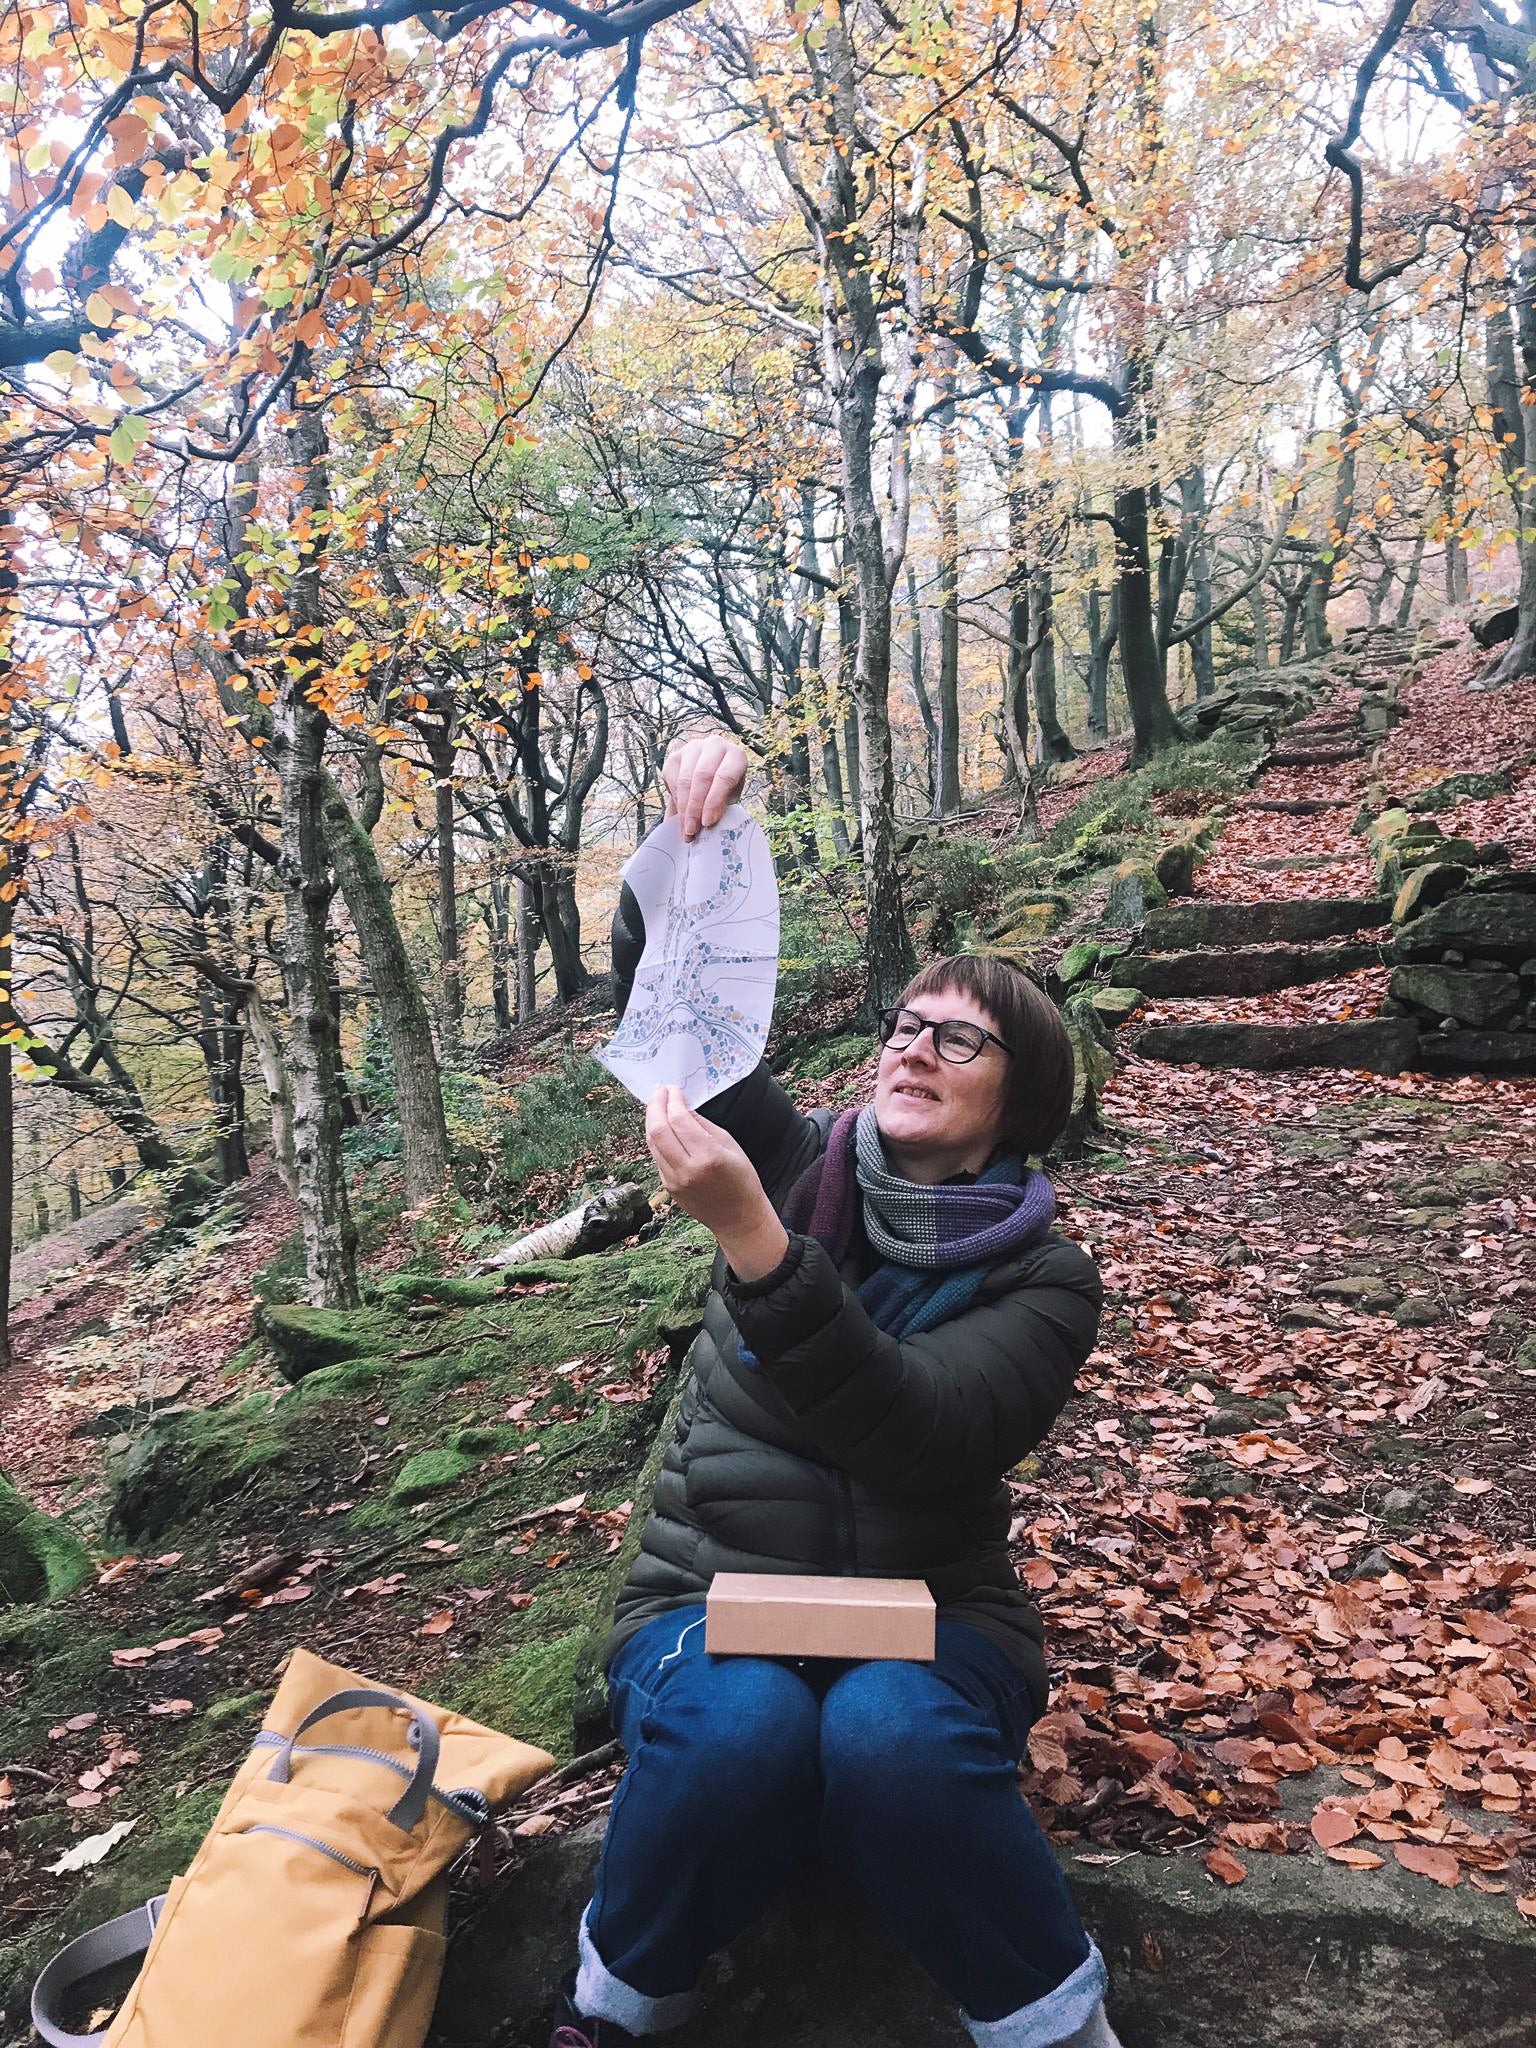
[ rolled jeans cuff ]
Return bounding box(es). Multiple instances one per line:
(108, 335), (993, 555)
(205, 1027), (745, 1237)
(961, 1941), (1110, 2048)
(576, 1903), (701, 2036)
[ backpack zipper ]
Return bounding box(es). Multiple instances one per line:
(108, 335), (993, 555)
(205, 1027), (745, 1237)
(249, 1733), (489, 1827)
(240, 1822), (384, 1919)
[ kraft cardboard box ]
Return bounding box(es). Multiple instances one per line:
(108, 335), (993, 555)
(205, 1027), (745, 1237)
(705, 1573), (936, 1661)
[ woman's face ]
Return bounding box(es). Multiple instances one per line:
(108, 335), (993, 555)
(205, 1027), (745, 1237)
(873, 983), (1011, 1171)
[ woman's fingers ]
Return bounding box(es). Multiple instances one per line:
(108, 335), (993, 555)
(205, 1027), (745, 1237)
(663, 735), (748, 840)
(698, 749), (745, 831)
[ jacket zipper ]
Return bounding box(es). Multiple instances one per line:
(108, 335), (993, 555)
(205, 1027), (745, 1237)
(838, 1472), (858, 1575)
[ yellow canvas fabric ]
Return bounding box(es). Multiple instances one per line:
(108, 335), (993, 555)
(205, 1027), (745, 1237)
(99, 1648), (554, 2048)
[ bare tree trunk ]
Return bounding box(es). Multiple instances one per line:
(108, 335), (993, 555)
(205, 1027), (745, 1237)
(427, 725), (464, 1063)
(1249, 581), (1271, 670)
(905, 566), (938, 812)
(1395, 532), (1426, 629)
(1084, 584), (1117, 739)
(516, 874), (539, 1020)
(322, 777), (450, 1207)
(1030, 566), (1074, 759)
(486, 872), (513, 1034)
(935, 358), (963, 813)
(1112, 360), (1185, 756)
(274, 358), (358, 1306)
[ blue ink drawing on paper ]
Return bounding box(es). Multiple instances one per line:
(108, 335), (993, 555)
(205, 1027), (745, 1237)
(597, 805), (780, 1109)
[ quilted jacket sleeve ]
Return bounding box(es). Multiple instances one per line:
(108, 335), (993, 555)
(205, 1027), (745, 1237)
(721, 1229), (1102, 1498)
(610, 879), (821, 1204)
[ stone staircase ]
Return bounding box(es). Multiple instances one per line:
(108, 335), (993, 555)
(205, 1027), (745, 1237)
(1093, 628), (1536, 1076)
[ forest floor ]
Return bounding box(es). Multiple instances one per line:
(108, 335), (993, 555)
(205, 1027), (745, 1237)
(2, 641), (1534, 2041)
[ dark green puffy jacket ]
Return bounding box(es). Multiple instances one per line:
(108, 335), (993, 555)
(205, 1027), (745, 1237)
(603, 884), (1103, 1712)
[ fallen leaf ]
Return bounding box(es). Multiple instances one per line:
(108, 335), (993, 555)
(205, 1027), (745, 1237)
(46, 1819), (141, 1874)
(1452, 1478), (1494, 1496)
(418, 1610), (455, 1637)
(1394, 1843), (1460, 1887)
(506, 1592), (535, 1610)
(1205, 1846), (1247, 1886)
(147, 1700), (196, 1719)
(110, 1648), (155, 1667)
(1310, 1807), (1358, 1849)
(1326, 1846), (1385, 1870)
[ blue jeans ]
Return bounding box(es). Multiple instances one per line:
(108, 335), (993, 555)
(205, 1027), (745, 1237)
(580, 1605), (1106, 2044)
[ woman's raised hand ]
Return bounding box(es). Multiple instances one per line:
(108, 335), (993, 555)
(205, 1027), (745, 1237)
(662, 733), (749, 841)
(646, 1085), (790, 1281)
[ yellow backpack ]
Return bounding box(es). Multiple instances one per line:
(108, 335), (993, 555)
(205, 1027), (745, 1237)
(32, 1648), (554, 2048)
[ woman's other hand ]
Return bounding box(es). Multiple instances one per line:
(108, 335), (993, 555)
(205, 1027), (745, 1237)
(646, 1084), (790, 1280)
(662, 733), (749, 841)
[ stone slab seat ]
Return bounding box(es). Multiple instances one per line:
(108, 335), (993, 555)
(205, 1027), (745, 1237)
(1141, 898), (1391, 950)
(1133, 1019), (1420, 1073)
(1111, 941), (1386, 997)
(432, 1820), (1533, 2048)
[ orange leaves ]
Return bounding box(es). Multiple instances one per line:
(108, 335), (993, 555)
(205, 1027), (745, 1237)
(1204, 1846), (1247, 1885)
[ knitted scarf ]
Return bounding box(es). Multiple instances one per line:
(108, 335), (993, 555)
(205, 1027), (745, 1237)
(776, 1104), (1056, 1341)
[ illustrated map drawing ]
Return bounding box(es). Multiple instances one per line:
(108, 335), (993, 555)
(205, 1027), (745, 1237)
(597, 805), (780, 1109)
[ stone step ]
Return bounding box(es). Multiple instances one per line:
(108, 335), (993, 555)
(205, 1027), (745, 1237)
(1134, 1018), (1420, 1072)
(1413, 1028), (1536, 1075)
(434, 1819), (1533, 2048)
(1112, 941), (1385, 997)
(1141, 897), (1390, 949)
(1267, 746), (1363, 768)
(1235, 797), (1356, 815)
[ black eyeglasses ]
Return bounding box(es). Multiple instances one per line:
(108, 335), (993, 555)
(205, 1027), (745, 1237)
(877, 1007), (1013, 1065)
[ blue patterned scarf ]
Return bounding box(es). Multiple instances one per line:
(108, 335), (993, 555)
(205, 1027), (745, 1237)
(776, 1104), (1056, 1340)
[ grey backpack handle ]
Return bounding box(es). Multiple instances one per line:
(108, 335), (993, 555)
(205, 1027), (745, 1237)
(31, 1895), (167, 2048)
(265, 1684), (442, 1831)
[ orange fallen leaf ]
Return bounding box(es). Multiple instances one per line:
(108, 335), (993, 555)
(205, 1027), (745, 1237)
(1205, 1846), (1247, 1886)
(1394, 1843), (1460, 1887)
(418, 1610), (455, 1637)
(1310, 1807), (1358, 1849)
(1326, 1846), (1385, 1870)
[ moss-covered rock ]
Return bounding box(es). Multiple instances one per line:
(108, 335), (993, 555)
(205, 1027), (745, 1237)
(1104, 859), (1167, 927)
(0, 1475), (91, 1605)
(1057, 940), (1104, 987)
(259, 1302), (402, 1382)
(1392, 863), (1468, 924)
(391, 1447), (478, 1500)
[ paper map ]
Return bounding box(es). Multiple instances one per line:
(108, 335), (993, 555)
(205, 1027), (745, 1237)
(597, 805), (780, 1109)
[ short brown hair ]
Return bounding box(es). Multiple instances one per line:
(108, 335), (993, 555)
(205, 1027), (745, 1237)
(895, 953), (1075, 1160)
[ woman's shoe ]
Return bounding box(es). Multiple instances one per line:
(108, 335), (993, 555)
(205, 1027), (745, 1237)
(548, 1972), (643, 2047)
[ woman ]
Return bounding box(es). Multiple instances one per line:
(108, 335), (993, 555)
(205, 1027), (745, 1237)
(551, 735), (1118, 2048)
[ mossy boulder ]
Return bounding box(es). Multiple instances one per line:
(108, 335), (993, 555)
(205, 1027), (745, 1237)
(107, 1398), (293, 1542)
(259, 1302), (402, 1383)
(390, 1447), (478, 1501)
(1408, 770), (1511, 813)
(1090, 986), (1144, 1029)
(1057, 939), (1104, 987)
(1104, 859), (1167, 927)
(0, 1475), (91, 1605)
(1388, 965), (1522, 1029)
(1392, 863), (1468, 924)
(1396, 892), (1536, 964)
(1056, 995), (1118, 1155)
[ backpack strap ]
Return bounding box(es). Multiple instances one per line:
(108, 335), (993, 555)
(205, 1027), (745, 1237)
(31, 1894), (167, 2048)
(264, 1684), (441, 1831)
